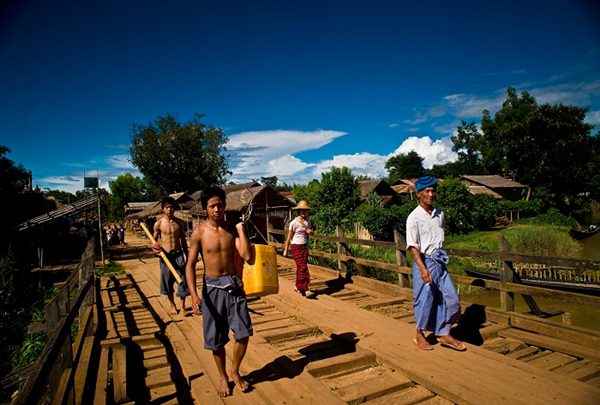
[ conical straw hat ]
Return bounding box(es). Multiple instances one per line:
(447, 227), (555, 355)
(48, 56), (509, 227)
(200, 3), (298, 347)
(293, 200), (312, 210)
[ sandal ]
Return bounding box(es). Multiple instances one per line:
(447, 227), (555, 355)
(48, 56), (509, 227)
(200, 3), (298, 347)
(294, 288), (305, 296)
(413, 339), (434, 351)
(304, 290), (315, 299)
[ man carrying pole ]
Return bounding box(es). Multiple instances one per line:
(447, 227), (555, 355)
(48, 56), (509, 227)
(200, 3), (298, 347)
(151, 197), (190, 315)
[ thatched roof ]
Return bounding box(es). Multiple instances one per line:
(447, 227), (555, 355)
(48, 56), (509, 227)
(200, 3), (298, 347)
(136, 201), (161, 219)
(392, 184), (413, 194)
(188, 184), (292, 216)
(279, 191), (295, 203)
(468, 186), (502, 198)
(223, 181), (261, 193)
(460, 175), (527, 189)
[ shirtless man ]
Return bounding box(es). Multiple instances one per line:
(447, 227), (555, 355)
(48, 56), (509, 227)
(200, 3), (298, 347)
(152, 197), (190, 315)
(186, 186), (255, 397)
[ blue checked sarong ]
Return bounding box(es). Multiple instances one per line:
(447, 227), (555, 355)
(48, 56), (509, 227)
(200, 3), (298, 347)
(413, 249), (461, 336)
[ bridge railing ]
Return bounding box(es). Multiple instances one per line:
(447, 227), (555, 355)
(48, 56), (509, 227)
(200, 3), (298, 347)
(3, 238), (96, 405)
(267, 227), (600, 314)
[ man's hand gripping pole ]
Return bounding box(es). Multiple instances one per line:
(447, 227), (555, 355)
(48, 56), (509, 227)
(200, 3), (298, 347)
(140, 222), (183, 284)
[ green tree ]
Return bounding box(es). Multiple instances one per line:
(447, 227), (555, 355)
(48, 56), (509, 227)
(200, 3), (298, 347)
(452, 88), (595, 201)
(43, 188), (77, 203)
(311, 167), (362, 233)
(436, 178), (476, 235)
(108, 173), (146, 220)
(129, 113), (230, 194)
(0, 145), (29, 194)
(385, 151), (425, 184)
(260, 176), (278, 188)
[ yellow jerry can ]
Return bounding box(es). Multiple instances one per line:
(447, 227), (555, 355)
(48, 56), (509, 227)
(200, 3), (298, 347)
(243, 244), (279, 297)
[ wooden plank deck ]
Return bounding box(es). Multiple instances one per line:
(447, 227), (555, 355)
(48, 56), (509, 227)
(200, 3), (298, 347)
(93, 234), (600, 405)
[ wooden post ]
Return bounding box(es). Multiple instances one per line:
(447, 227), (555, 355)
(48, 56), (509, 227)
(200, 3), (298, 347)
(499, 235), (543, 316)
(499, 235), (515, 313)
(336, 226), (348, 276)
(394, 230), (410, 288)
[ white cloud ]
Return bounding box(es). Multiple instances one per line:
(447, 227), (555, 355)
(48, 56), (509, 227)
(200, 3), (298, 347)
(226, 129), (347, 182)
(389, 136), (457, 169)
(586, 110), (600, 126)
(313, 152), (387, 179)
(388, 123), (399, 128)
(266, 155), (314, 176)
(105, 154), (135, 169)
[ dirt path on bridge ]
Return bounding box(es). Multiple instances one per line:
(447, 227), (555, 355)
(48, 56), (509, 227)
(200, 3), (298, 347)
(102, 232), (600, 405)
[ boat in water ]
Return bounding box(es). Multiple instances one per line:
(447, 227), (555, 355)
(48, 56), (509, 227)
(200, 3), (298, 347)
(465, 269), (600, 296)
(569, 224), (600, 240)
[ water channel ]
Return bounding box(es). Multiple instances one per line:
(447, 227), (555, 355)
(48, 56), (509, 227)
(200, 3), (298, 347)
(460, 212), (600, 331)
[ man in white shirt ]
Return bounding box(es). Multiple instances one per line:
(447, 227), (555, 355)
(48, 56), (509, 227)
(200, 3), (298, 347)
(406, 176), (465, 351)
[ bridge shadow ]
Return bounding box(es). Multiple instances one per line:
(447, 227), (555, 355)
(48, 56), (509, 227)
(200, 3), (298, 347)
(108, 244), (155, 262)
(451, 304), (490, 346)
(244, 332), (359, 386)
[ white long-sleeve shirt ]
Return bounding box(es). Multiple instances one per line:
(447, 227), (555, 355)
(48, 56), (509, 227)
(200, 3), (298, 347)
(405, 205), (445, 256)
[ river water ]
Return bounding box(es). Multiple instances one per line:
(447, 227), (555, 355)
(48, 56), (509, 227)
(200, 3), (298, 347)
(461, 212), (600, 331)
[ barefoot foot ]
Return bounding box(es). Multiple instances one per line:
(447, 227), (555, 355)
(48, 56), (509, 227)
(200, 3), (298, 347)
(217, 376), (231, 397)
(229, 368), (249, 392)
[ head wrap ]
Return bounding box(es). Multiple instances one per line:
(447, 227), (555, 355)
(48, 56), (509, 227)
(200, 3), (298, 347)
(415, 176), (437, 192)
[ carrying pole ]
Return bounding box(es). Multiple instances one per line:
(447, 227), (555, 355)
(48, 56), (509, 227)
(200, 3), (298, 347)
(140, 222), (183, 284)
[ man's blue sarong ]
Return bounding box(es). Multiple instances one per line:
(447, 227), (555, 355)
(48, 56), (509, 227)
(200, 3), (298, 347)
(413, 249), (461, 336)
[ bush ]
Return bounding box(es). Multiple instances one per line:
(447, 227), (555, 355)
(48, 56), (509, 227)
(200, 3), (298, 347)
(516, 208), (578, 228)
(503, 225), (581, 257)
(354, 201), (416, 241)
(436, 178), (476, 235)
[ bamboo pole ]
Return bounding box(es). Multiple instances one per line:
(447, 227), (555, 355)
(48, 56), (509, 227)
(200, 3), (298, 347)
(139, 222), (183, 284)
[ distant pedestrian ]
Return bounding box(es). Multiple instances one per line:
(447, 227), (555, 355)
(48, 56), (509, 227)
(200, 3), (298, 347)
(119, 224), (126, 245)
(283, 200), (315, 298)
(406, 176), (465, 351)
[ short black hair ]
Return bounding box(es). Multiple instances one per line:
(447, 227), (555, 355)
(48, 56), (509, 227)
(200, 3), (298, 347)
(161, 196), (177, 208)
(201, 186), (226, 210)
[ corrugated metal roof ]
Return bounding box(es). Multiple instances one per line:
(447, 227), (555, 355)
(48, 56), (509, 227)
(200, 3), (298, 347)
(17, 194), (99, 231)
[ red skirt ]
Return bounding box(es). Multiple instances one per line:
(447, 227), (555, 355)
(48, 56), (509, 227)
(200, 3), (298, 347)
(291, 244), (310, 291)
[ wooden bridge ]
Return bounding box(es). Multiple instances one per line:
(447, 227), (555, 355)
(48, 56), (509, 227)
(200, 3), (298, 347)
(5, 231), (600, 404)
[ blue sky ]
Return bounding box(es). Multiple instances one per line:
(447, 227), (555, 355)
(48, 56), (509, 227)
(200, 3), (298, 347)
(1, 0), (599, 194)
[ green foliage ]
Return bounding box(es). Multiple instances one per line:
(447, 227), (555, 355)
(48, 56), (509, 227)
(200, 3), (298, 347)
(503, 225), (581, 257)
(107, 173), (146, 220)
(436, 178), (476, 235)
(471, 194), (500, 230)
(8, 332), (46, 373)
(0, 257), (36, 347)
(497, 198), (544, 218)
(43, 188), (77, 203)
(516, 208), (578, 228)
(385, 151), (425, 184)
(0, 145), (29, 194)
(96, 260), (126, 277)
(452, 88), (596, 201)
(260, 176), (278, 188)
(355, 201), (416, 241)
(129, 113), (230, 195)
(306, 167), (361, 233)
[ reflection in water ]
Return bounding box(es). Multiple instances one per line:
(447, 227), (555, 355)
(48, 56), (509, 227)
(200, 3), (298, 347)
(461, 214), (600, 331)
(461, 291), (600, 331)
(578, 212), (600, 260)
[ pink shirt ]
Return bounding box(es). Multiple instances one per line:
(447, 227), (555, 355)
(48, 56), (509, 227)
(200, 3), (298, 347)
(290, 218), (312, 245)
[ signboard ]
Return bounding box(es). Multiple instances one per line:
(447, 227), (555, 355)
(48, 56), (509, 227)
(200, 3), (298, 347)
(84, 177), (99, 188)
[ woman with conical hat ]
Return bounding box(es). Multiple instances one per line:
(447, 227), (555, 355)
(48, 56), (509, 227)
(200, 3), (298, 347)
(283, 200), (316, 298)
